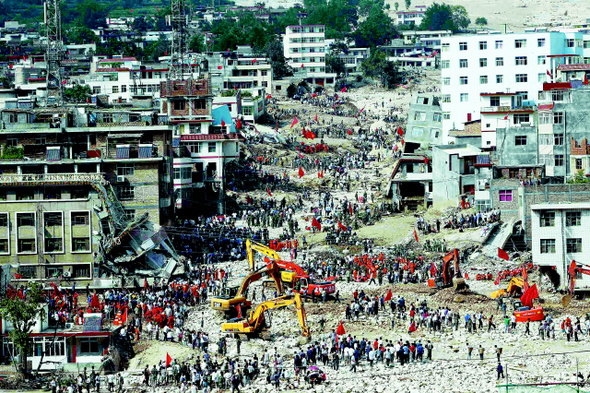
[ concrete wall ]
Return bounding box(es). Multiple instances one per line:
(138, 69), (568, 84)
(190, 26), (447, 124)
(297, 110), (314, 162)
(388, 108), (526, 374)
(406, 94), (443, 148)
(432, 147), (460, 203)
(496, 125), (538, 166)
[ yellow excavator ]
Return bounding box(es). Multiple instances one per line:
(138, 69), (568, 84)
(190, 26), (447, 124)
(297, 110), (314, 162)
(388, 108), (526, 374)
(211, 262), (284, 318)
(490, 277), (525, 299)
(246, 239), (282, 271)
(222, 292), (310, 337)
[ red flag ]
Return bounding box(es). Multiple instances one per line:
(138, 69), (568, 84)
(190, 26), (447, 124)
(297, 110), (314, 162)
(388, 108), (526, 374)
(266, 94), (272, 99)
(301, 63), (304, 68)
(51, 282), (62, 298)
(309, 131), (315, 140)
(498, 248), (509, 261)
(584, 74), (589, 85)
(359, 107), (365, 114)
(217, 65), (223, 70)
(221, 119), (226, 127)
(336, 321), (345, 335)
(520, 284), (539, 308)
(401, 139), (405, 146)
(338, 221), (347, 231)
(494, 274), (500, 286)
(424, 157), (429, 165)
(349, 204), (353, 215)
(266, 187), (272, 197)
(235, 85), (238, 90)
(546, 70), (552, 79)
(311, 217), (321, 231)
(414, 229), (419, 242)
(341, 87), (347, 92)
(236, 119), (241, 130)
(14, 273), (22, 279)
(397, 126), (404, 136)
(291, 117), (299, 128)
(166, 353), (172, 367)
(384, 289), (393, 301)
(298, 167), (304, 178)
(318, 171), (321, 178)
(504, 115), (509, 120)
(144, 278), (148, 289)
(90, 293), (100, 309)
(408, 321), (417, 332)
(315, 114), (318, 122)
(253, 58), (257, 63)
(122, 308), (127, 324)
(348, 128), (352, 135)
(320, 170), (324, 178)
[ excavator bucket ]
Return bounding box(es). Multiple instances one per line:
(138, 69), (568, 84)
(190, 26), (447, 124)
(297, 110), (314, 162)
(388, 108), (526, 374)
(561, 294), (573, 307)
(453, 277), (467, 291)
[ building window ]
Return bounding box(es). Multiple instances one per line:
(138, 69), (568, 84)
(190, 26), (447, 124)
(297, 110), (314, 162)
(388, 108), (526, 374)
(124, 209), (135, 221)
(6, 138), (18, 147)
(513, 114), (530, 124)
(442, 77), (450, 85)
(73, 265), (91, 278)
(540, 211), (555, 227)
(538, 55), (546, 65)
(479, 41), (487, 50)
(17, 213), (35, 227)
(93, 87), (101, 94)
(433, 113), (442, 122)
(567, 238), (582, 253)
(186, 142), (201, 153)
(538, 73), (546, 83)
(515, 136), (527, 146)
(459, 42), (468, 51)
(515, 56), (527, 65)
(576, 159), (583, 170)
(112, 86), (119, 94)
(515, 74), (528, 83)
(72, 212), (89, 226)
(539, 113), (552, 124)
(414, 111), (426, 121)
(540, 239), (556, 254)
(499, 190), (512, 202)
(17, 266), (36, 279)
(490, 97), (500, 106)
(480, 76), (488, 84)
(116, 164), (134, 176)
(80, 338), (100, 355)
(45, 238), (63, 253)
(496, 75), (503, 83)
(441, 60), (450, 69)
(73, 238), (90, 252)
(566, 38), (575, 48)
(554, 154), (564, 166)
(538, 38), (546, 47)
(459, 59), (468, 68)
(208, 142), (216, 153)
(554, 134), (564, 146)
(566, 211), (581, 226)
(173, 100), (185, 110)
(121, 85), (127, 93)
(44, 212), (62, 227)
(35, 136), (46, 145)
(18, 239), (35, 253)
(496, 57), (504, 66)
(495, 40), (503, 49)
(460, 93), (468, 102)
(479, 58), (487, 67)
(553, 112), (564, 124)
(442, 43), (450, 52)
(441, 94), (451, 103)
(118, 186), (135, 200)
(515, 39), (526, 48)
(539, 135), (552, 145)
(443, 112), (451, 120)
(460, 76), (468, 85)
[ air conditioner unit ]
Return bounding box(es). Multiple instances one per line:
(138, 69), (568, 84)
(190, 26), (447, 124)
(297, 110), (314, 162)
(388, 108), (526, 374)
(63, 271), (71, 278)
(116, 175), (125, 183)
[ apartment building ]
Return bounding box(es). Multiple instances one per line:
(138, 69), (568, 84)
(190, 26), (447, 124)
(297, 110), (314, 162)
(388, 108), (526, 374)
(440, 29), (590, 143)
(405, 94), (443, 150)
(531, 203), (590, 291)
(395, 9), (425, 26)
(161, 78), (240, 213)
(283, 25), (336, 86)
(0, 106), (174, 282)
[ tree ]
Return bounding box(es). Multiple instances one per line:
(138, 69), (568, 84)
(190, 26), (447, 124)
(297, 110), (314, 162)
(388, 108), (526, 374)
(362, 50), (401, 88)
(394, 2), (399, 11)
(133, 16), (150, 33)
(357, 0), (383, 17)
(64, 84), (92, 103)
(326, 54), (346, 76)
(352, 5), (397, 47)
(265, 38), (293, 79)
(405, 0), (411, 9)
(0, 282), (45, 376)
(189, 35), (206, 53)
(419, 3), (470, 33)
(475, 17), (488, 28)
(65, 27), (97, 45)
(450, 5), (470, 30)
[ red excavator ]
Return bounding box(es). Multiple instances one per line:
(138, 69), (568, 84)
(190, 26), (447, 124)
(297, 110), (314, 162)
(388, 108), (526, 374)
(427, 249), (466, 290)
(513, 264), (544, 322)
(562, 260), (590, 305)
(262, 258), (335, 297)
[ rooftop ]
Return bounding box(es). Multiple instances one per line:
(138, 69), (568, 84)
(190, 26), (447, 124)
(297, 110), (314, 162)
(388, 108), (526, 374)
(531, 203), (590, 210)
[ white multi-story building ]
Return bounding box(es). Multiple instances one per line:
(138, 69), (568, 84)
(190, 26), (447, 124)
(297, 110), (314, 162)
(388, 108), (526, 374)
(283, 25), (336, 86)
(440, 29), (590, 145)
(396, 10), (425, 26)
(531, 203), (590, 292)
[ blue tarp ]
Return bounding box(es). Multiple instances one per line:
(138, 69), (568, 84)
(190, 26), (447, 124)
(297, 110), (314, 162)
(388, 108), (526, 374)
(211, 105), (236, 133)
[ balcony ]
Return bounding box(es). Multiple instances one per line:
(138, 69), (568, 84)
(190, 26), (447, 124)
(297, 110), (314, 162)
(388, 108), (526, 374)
(106, 144), (160, 160)
(481, 106), (534, 114)
(0, 173), (105, 186)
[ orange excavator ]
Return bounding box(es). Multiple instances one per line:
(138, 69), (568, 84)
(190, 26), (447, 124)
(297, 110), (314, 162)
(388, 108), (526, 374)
(562, 260), (590, 305)
(428, 248), (466, 291)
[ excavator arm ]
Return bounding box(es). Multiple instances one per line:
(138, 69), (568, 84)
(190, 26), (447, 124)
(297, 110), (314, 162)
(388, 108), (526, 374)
(236, 263), (284, 298)
(247, 239), (282, 271)
(294, 292), (310, 337)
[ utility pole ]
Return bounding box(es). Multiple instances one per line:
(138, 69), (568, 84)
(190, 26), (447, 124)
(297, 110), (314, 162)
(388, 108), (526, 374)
(44, 0), (64, 106)
(169, 0), (193, 81)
